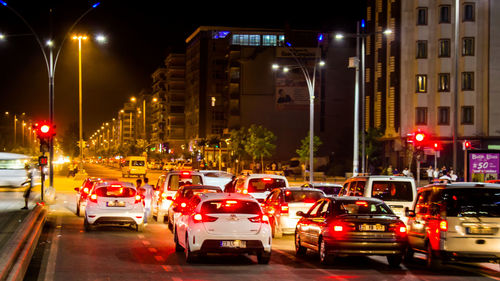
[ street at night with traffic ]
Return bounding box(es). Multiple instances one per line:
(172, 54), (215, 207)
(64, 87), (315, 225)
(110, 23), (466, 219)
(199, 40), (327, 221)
(0, 1), (499, 280)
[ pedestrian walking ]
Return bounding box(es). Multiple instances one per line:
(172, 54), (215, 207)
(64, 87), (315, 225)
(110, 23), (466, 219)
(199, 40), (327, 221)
(139, 177), (153, 224)
(22, 164), (35, 210)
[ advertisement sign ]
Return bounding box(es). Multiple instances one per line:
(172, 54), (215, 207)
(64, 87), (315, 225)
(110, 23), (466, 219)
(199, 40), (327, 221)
(468, 151), (500, 182)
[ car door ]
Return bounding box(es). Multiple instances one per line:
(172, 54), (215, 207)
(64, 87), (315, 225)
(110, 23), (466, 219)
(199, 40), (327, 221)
(302, 199), (325, 245)
(153, 175), (165, 214)
(309, 199), (331, 248)
(407, 190), (431, 250)
(264, 190), (280, 219)
(177, 196), (200, 248)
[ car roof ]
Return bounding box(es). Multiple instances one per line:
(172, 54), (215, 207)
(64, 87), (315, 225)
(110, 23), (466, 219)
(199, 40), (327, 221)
(239, 173), (287, 179)
(94, 181), (135, 189)
(197, 192), (257, 201)
(329, 196), (385, 203)
(166, 170), (203, 175)
(181, 184), (222, 190)
(273, 186), (325, 192)
(302, 182), (342, 187)
(419, 182), (500, 191)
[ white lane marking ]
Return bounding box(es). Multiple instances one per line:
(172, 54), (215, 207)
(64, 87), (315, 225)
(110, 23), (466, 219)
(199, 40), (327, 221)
(42, 213), (63, 281)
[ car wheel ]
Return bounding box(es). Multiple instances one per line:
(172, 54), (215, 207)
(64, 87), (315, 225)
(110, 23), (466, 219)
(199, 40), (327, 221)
(404, 247), (414, 262)
(295, 231), (307, 256)
(319, 238), (333, 265)
(387, 254), (403, 267)
(136, 222), (144, 232)
(257, 251), (271, 264)
(174, 228), (183, 252)
(426, 241), (442, 269)
(185, 233), (197, 263)
(84, 218), (92, 232)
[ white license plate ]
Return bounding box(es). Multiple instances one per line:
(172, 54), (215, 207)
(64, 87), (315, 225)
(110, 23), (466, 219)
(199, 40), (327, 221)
(467, 227), (494, 235)
(360, 224), (385, 231)
(107, 201), (126, 207)
(220, 240), (246, 248)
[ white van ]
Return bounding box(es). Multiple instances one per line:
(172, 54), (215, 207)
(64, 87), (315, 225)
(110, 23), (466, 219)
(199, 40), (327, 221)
(121, 156), (147, 178)
(340, 175), (417, 223)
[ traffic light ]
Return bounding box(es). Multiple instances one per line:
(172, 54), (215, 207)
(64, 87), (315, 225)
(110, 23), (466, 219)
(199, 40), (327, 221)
(412, 130), (427, 148)
(463, 140), (471, 150)
(33, 121), (56, 153)
(432, 141), (443, 151)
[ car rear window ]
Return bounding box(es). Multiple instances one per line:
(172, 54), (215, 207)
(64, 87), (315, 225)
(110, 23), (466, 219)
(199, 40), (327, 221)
(444, 188), (500, 217)
(132, 161), (145, 166)
(248, 178), (286, 192)
(201, 200), (261, 214)
(182, 188), (221, 198)
(168, 174), (203, 191)
(371, 181), (413, 202)
(95, 186), (136, 197)
(337, 200), (394, 215)
(315, 185), (342, 195)
(285, 190), (324, 203)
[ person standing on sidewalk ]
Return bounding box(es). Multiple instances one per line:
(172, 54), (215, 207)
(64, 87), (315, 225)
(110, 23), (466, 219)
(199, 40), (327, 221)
(139, 178), (153, 224)
(22, 163), (35, 210)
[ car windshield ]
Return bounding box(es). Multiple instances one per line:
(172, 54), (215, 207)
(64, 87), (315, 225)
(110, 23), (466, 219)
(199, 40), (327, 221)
(181, 188), (221, 199)
(168, 174), (203, 191)
(444, 188), (500, 217)
(132, 160), (144, 166)
(285, 190), (324, 203)
(201, 200), (261, 214)
(95, 186), (136, 197)
(371, 181), (413, 201)
(337, 200), (394, 215)
(248, 178), (286, 192)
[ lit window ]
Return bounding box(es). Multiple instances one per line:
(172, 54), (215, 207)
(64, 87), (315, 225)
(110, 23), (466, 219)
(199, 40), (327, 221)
(263, 35), (277, 46)
(438, 73), (450, 92)
(463, 37), (474, 56)
(249, 35), (260, 46)
(416, 75), (427, 93)
(278, 35), (285, 46)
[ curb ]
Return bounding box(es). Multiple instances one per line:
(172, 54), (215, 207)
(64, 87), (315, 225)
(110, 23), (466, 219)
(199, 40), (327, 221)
(0, 204), (47, 281)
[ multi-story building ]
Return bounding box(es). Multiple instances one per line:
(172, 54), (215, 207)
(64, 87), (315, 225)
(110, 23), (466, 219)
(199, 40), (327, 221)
(366, 0), (500, 173)
(150, 66), (167, 148)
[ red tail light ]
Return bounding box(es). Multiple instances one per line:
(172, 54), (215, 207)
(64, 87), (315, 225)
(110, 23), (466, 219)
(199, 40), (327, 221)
(83, 187), (89, 194)
(330, 221), (355, 235)
(248, 214), (269, 224)
(89, 193), (97, 203)
(180, 202), (187, 208)
(280, 203), (289, 214)
(389, 221), (408, 236)
(355, 201), (368, 206)
(192, 213), (218, 223)
(134, 194), (142, 204)
(439, 220), (448, 231)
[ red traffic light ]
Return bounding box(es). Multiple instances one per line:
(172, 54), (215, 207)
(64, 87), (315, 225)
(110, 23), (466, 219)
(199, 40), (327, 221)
(412, 130), (427, 146)
(433, 141), (443, 151)
(463, 140), (471, 150)
(34, 121), (56, 139)
(415, 133), (425, 142)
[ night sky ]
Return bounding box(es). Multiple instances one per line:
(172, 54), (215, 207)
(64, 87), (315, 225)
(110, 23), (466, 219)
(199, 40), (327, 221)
(0, 0), (364, 136)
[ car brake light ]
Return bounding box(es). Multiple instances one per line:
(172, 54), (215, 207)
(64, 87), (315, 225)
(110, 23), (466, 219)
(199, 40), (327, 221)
(111, 184), (121, 188)
(180, 202), (187, 208)
(355, 201), (368, 206)
(248, 214), (269, 224)
(389, 222), (407, 236)
(192, 213), (218, 223)
(89, 193), (97, 203)
(333, 225), (343, 232)
(135, 195), (142, 204)
(262, 178), (272, 182)
(83, 187), (89, 194)
(280, 203), (289, 214)
(242, 189), (248, 194)
(161, 192), (168, 199)
(439, 220), (448, 231)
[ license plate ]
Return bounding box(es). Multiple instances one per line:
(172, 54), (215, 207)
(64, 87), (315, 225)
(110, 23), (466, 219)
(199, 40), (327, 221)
(360, 224), (385, 231)
(467, 227), (494, 235)
(107, 201), (125, 207)
(220, 240), (246, 248)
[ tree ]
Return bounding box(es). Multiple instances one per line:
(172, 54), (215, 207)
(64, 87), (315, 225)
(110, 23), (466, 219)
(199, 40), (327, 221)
(296, 135), (322, 179)
(228, 127), (248, 173)
(244, 125), (276, 171)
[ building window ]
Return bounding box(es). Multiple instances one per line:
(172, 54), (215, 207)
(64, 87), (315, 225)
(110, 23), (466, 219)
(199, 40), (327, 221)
(263, 35), (277, 46)
(462, 72), (474, 90)
(438, 39), (451, 57)
(461, 106), (474, 124)
(416, 107), (428, 125)
(464, 3), (475, 21)
(416, 40), (427, 58)
(438, 107), (450, 125)
(438, 73), (450, 92)
(417, 7), (428, 25)
(463, 37), (475, 56)
(249, 35), (260, 46)
(440, 5), (451, 23)
(416, 75), (427, 93)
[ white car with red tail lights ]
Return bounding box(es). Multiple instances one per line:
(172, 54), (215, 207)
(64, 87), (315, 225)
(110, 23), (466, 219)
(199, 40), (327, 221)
(174, 193), (272, 264)
(84, 181), (145, 232)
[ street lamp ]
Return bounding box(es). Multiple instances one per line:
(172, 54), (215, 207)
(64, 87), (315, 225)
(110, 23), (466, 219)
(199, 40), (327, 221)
(72, 34), (87, 173)
(272, 34), (325, 184)
(0, 1), (101, 198)
(335, 21), (392, 175)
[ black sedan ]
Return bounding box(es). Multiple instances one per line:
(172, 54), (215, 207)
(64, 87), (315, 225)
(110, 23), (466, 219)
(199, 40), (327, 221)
(295, 196), (408, 266)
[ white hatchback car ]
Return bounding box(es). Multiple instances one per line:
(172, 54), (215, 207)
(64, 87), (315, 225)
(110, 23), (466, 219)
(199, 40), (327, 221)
(234, 174), (289, 203)
(174, 193), (272, 264)
(84, 181), (145, 232)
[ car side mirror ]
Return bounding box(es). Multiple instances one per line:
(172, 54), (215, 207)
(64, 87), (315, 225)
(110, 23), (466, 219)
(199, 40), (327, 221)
(405, 207), (416, 217)
(296, 211), (307, 217)
(74, 187), (80, 192)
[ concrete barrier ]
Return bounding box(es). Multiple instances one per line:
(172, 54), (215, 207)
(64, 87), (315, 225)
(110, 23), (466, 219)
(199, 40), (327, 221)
(0, 204), (47, 281)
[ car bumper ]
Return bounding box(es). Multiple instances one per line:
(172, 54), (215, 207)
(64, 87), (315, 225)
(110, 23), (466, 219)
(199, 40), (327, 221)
(440, 251), (500, 263)
(324, 237), (407, 256)
(279, 216), (299, 234)
(86, 210), (144, 225)
(189, 228), (272, 253)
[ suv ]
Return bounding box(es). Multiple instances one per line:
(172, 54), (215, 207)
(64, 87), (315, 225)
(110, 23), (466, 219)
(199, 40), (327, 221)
(234, 174), (289, 202)
(262, 187), (325, 237)
(301, 182), (342, 196)
(340, 175), (416, 223)
(152, 170), (204, 223)
(405, 182), (500, 268)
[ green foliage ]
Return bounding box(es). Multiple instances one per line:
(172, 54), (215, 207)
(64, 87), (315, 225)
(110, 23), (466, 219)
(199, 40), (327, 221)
(296, 135), (322, 164)
(244, 125), (277, 164)
(228, 127), (248, 160)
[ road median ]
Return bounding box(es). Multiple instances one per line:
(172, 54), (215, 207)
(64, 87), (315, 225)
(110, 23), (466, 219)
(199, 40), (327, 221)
(0, 204), (47, 281)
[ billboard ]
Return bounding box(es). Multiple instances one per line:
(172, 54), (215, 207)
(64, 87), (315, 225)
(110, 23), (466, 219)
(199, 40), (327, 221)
(467, 150), (500, 182)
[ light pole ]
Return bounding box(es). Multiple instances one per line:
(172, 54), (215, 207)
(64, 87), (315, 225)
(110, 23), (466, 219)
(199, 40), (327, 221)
(272, 34), (325, 184)
(0, 1), (101, 196)
(72, 34), (87, 173)
(336, 23), (392, 174)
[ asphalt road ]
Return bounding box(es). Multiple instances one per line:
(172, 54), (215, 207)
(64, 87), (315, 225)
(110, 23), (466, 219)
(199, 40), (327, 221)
(22, 164), (500, 281)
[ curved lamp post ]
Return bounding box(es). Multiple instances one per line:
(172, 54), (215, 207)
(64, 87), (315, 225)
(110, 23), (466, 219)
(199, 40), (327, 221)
(1, 1), (101, 199)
